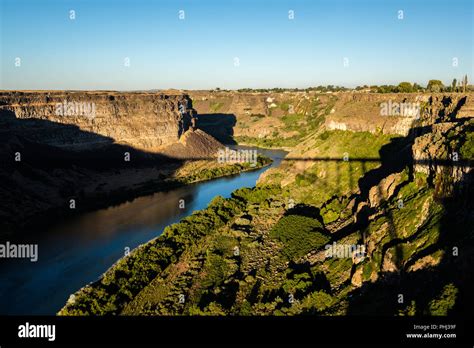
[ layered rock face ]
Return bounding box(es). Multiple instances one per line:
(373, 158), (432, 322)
(412, 121), (473, 193)
(190, 91), (269, 117)
(0, 91), (195, 151)
(190, 91), (474, 141)
(325, 93), (472, 135)
(0, 91), (227, 235)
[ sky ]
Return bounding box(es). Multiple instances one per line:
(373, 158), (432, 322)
(0, 0), (473, 90)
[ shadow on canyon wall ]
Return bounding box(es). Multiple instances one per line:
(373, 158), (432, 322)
(262, 122), (472, 316)
(0, 109), (185, 168)
(196, 113), (237, 145)
(0, 109), (190, 235)
(344, 124), (473, 316)
(346, 175), (473, 317)
(337, 124), (473, 316)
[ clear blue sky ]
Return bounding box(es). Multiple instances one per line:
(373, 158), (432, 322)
(1, 0), (472, 90)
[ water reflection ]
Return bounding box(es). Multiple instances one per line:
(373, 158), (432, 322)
(0, 147), (286, 314)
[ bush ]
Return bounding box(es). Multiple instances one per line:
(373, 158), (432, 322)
(428, 283), (458, 315)
(270, 215), (330, 260)
(303, 291), (334, 312)
(318, 131), (330, 140)
(231, 185), (281, 204)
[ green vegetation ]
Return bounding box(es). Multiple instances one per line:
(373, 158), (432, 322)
(270, 215), (330, 261)
(397, 82), (415, 93)
(427, 79), (444, 92)
(451, 120), (474, 160)
(235, 96), (332, 148)
(179, 155), (272, 184)
(281, 113), (305, 128)
(232, 185), (282, 204)
(209, 101), (224, 113)
(235, 80), (472, 93)
(276, 130), (396, 205)
(320, 196), (352, 225)
(428, 283), (458, 315)
(60, 194), (245, 315)
(235, 134), (302, 148)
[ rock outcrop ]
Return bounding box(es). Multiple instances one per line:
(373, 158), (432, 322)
(161, 128), (223, 159)
(412, 120), (473, 196)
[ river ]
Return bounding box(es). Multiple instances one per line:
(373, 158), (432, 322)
(0, 147), (286, 315)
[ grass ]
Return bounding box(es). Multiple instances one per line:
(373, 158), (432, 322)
(269, 130), (397, 206)
(320, 196), (352, 224)
(209, 101), (224, 113)
(235, 96), (331, 148)
(281, 113), (305, 129)
(235, 134), (302, 148)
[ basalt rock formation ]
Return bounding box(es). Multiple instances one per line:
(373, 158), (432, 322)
(0, 91), (196, 151)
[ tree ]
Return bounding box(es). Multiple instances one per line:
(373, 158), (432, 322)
(427, 80), (444, 92)
(452, 78), (457, 92)
(397, 82), (414, 93)
(462, 75), (468, 93)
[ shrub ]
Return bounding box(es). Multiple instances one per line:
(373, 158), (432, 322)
(428, 283), (458, 315)
(270, 215), (330, 260)
(231, 185), (281, 204)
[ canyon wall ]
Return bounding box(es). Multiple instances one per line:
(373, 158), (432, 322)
(189, 91), (474, 140)
(0, 91), (195, 151)
(326, 93), (473, 135)
(0, 90), (223, 235)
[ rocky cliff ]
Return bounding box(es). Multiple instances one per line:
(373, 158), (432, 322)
(189, 91), (474, 147)
(0, 91), (229, 235)
(0, 91), (195, 151)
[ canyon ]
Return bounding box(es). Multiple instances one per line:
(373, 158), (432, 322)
(0, 91), (236, 235)
(19, 89), (466, 317)
(0, 89), (472, 316)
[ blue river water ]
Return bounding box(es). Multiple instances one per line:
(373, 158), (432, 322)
(0, 147), (286, 314)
